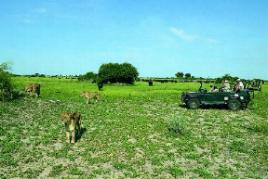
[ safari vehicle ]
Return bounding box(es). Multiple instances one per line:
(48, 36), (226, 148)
(247, 79), (262, 92)
(181, 82), (251, 110)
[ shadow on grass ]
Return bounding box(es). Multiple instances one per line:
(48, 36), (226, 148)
(76, 127), (87, 142)
(179, 103), (229, 110)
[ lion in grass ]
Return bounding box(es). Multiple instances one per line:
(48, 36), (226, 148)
(61, 112), (82, 143)
(80, 91), (100, 104)
(25, 83), (41, 97)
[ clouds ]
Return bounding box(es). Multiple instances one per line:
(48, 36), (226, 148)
(170, 27), (197, 42)
(170, 27), (218, 44)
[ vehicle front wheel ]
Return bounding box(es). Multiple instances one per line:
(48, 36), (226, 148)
(228, 99), (241, 110)
(241, 102), (248, 109)
(187, 99), (200, 109)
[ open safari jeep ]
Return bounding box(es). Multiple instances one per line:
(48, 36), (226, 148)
(181, 82), (251, 110)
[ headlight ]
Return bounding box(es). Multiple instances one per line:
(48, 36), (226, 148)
(240, 96), (244, 100)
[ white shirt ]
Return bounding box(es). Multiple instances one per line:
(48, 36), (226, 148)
(237, 81), (244, 90)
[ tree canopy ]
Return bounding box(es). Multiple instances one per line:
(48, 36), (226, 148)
(98, 63), (139, 84)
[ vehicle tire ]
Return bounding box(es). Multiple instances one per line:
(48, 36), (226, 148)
(228, 99), (241, 110)
(241, 102), (248, 110)
(187, 99), (200, 109)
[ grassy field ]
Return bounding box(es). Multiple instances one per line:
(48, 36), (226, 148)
(1, 77), (268, 178)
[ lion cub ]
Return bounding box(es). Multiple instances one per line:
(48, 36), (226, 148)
(25, 83), (41, 97)
(80, 91), (100, 104)
(61, 112), (82, 143)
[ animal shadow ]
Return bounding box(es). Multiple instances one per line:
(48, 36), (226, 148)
(76, 127), (87, 142)
(179, 103), (228, 110)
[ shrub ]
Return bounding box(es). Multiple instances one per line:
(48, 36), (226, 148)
(0, 63), (13, 101)
(98, 63), (139, 84)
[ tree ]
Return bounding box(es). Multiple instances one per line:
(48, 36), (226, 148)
(185, 73), (191, 78)
(175, 72), (184, 78)
(98, 63), (139, 84)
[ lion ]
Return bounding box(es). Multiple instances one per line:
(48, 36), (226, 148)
(25, 83), (41, 97)
(80, 91), (100, 104)
(61, 112), (82, 143)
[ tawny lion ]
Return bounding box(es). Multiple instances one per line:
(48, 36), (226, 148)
(80, 91), (100, 104)
(61, 112), (82, 143)
(25, 83), (41, 97)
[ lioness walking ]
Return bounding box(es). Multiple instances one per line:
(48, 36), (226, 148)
(80, 91), (100, 104)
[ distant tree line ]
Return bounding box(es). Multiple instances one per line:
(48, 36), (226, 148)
(6, 62), (266, 86)
(175, 72), (193, 79)
(78, 72), (97, 82)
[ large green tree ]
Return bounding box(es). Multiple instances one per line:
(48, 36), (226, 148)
(98, 63), (139, 84)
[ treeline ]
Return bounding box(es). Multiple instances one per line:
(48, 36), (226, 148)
(6, 62), (266, 86)
(139, 78), (215, 83)
(14, 73), (79, 79)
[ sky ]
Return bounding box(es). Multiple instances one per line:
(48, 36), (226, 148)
(0, 0), (267, 79)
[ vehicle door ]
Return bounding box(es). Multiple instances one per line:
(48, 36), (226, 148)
(202, 91), (228, 105)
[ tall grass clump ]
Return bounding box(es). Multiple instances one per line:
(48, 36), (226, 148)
(0, 63), (13, 101)
(167, 117), (187, 135)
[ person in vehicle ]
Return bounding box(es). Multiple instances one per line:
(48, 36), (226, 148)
(210, 85), (219, 92)
(235, 79), (244, 92)
(221, 80), (231, 92)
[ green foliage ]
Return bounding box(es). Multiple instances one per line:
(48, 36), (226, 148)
(169, 167), (184, 177)
(98, 63), (139, 84)
(30, 73), (46, 77)
(78, 71), (97, 82)
(167, 117), (185, 135)
(175, 72), (184, 78)
(0, 63), (13, 101)
(184, 73), (191, 78)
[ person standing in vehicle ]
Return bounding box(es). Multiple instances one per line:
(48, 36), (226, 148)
(222, 80), (231, 92)
(235, 79), (244, 92)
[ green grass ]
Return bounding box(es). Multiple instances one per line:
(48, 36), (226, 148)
(0, 77), (268, 178)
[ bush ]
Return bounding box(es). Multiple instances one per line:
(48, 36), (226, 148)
(98, 63), (139, 84)
(0, 63), (13, 101)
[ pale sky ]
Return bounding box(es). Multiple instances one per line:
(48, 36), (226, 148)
(0, 0), (267, 79)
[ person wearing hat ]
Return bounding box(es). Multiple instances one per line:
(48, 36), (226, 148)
(222, 80), (231, 92)
(235, 79), (244, 92)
